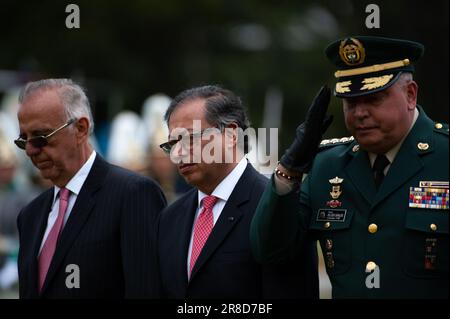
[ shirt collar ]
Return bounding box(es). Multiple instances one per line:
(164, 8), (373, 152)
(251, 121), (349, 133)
(369, 108), (419, 167)
(53, 151), (97, 204)
(198, 157), (248, 207)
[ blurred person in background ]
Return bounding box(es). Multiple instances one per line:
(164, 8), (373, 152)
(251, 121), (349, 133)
(0, 130), (31, 292)
(146, 143), (178, 204)
(141, 94), (179, 203)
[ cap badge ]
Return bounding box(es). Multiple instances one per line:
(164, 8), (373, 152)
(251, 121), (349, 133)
(339, 38), (366, 66)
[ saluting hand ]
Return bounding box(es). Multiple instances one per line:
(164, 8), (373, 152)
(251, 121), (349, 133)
(279, 85), (333, 173)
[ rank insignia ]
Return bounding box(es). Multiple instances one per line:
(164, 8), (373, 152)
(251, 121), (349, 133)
(417, 142), (430, 151)
(409, 181), (449, 210)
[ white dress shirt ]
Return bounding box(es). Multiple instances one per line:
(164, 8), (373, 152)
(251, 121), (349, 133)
(39, 151), (97, 254)
(186, 157), (248, 278)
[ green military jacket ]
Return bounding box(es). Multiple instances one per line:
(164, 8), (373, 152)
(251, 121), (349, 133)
(251, 107), (448, 298)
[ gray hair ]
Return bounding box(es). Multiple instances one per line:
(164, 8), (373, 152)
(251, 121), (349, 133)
(164, 85), (251, 153)
(19, 78), (95, 135)
(395, 72), (413, 87)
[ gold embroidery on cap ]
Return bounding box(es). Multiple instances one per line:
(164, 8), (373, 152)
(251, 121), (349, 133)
(360, 74), (394, 91)
(335, 59), (410, 78)
(336, 80), (352, 93)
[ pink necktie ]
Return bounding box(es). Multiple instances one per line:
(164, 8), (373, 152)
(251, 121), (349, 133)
(38, 187), (71, 293)
(189, 195), (218, 275)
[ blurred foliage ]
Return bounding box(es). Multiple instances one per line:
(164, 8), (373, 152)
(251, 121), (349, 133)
(1, 0), (448, 149)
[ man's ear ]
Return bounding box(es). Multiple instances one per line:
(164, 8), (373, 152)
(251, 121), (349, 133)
(224, 123), (238, 148)
(405, 80), (418, 110)
(75, 117), (90, 143)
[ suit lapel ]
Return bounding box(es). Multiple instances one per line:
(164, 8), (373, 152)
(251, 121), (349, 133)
(28, 189), (54, 298)
(189, 164), (255, 280)
(177, 191), (198, 288)
(40, 155), (108, 294)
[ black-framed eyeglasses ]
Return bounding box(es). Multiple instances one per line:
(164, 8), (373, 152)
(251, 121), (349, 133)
(159, 127), (222, 155)
(14, 118), (76, 150)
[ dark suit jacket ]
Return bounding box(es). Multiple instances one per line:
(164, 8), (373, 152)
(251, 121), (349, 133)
(158, 163), (318, 299)
(17, 155), (167, 298)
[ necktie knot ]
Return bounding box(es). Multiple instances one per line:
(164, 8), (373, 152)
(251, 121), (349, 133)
(59, 187), (70, 202)
(202, 195), (218, 211)
(373, 154), (390, 174)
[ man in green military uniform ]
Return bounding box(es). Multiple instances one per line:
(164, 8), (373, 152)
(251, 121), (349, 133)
(250, 36), (448, 298)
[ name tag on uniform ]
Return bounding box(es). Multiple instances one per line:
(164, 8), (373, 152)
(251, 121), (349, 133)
(316, 209), (347, 222)
(409, 181), (449, 210)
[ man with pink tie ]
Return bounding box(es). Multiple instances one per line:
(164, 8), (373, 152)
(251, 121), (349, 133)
(157, 85), (318, 298)
(15, 79), (166, 298)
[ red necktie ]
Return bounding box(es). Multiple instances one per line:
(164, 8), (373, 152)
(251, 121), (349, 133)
(189, 195), (218, 275)
(38, 187), (71, 293)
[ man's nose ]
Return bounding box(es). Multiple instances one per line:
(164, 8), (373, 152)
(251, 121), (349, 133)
(25, 142), (42, 157)
(170, 141), (189, 163)
(353, 104), (370, 118)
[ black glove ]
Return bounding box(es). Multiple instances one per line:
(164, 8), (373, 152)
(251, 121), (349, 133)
(280, 85), (333, 173)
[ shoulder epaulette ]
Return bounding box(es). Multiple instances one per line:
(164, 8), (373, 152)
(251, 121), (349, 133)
(433, 122), (449, 136)
(319, 136), (355, 148)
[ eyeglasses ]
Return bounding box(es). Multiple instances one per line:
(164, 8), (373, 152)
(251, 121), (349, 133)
(159, 127), (221, 155)
(14, 118), (76, 150)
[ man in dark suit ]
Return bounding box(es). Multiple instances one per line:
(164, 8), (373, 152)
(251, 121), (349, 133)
(157, 85), (318, 299)
(15, 79), (166, 298)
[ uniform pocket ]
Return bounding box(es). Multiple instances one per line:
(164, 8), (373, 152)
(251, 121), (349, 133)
(309, 208), (354, 275)
(402, 208), (449, 278)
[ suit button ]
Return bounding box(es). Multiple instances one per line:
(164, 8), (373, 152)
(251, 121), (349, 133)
(430, 223), (437, 231)
(324, 222), (331, 229)
(368, 223), (378, 234)
(366, 261), (377, 271)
